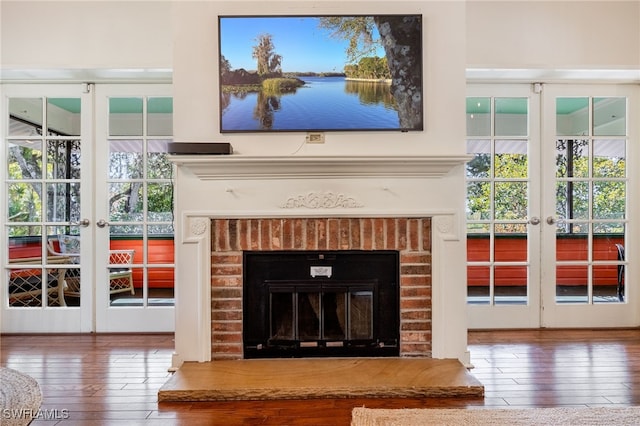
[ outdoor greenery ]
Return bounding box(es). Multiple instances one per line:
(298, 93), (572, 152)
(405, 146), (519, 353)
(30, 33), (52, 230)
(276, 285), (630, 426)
(7, 118), (174, 238)
(466, 138), (626, 234)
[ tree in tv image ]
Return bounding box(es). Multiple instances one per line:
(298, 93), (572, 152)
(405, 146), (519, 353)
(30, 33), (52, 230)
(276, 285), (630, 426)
(218, 15), (423, 132)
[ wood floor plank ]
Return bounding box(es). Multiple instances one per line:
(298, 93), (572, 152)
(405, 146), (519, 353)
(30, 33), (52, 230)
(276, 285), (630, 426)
(2, 329), (640, 424)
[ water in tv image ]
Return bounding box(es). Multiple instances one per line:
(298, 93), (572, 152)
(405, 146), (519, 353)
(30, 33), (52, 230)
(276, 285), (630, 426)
(218, 15), (423, 133)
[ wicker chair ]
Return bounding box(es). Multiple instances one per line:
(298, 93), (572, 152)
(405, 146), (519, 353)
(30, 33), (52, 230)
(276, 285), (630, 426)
(47, 235), (135, 297)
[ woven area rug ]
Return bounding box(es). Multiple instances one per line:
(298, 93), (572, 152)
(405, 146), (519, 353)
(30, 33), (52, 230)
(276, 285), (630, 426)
(0, 367), (42, 426)
(351, 406), (640, 426)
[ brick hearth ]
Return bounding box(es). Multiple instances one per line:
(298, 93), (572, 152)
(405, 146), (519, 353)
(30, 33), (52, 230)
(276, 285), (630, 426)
(210, 217), (432, 360)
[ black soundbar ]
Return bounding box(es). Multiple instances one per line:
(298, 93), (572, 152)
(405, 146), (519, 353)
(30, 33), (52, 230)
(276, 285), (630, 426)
(167, 142), (233, 155)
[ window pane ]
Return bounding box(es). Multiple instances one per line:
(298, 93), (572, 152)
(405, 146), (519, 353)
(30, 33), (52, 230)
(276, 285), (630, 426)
(147, 183), (173, 220)
(556, 139), (588, 178)
(557, 97), (588, 136)
(147, 97), (173, 136)
(109, 183), (143, 222)
(47, 140), (81, 179)
(109, 97), (143, 136)
(557, 234), (587, 261)
(8, 183), (42, 222)
(593, 181), (625, 220)
(9, 98), (43, 136)
(8, 141), (43, 179)
(556, 181), (589, 220)
(109, 140), (143, 179)
(495, 231), (526, 262)
(495, 139), (527, 178)
(593, 97), (626, 136)
(467, 265), (490, 304)
(495, 182), (527, 220)
(46, 183), (81, 223)
(556, 265), (588, 303)
(148, 140), (173, 179)
(495, 98), (527, 136)
(466, 182), (491, 220)
(47, 98), (81, 136)
(466, 97), (490, 137)
(467, 234), (489, 261)
(593, 139), (625, 178)
(494, 266), (527, 304)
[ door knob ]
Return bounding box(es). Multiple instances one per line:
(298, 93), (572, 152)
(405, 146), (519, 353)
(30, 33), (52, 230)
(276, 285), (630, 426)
(96, 219), (109, 228)
(546, 216), (556, 225)
(528, 217), (541, 225)
(73, 219), (90, 227)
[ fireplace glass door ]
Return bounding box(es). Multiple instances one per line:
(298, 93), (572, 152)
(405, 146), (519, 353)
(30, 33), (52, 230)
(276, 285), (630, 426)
(269, 284), (373, 345)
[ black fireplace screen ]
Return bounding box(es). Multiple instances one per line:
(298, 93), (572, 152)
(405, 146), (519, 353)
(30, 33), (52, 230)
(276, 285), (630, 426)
(243, 250), (399, 358)
(270, 284), (373, 343)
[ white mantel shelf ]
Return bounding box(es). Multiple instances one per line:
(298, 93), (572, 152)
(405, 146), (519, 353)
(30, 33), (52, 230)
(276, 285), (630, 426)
(168, 155), (471, 180)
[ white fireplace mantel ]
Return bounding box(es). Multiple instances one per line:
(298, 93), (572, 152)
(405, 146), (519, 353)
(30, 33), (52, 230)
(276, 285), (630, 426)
(168, 155), (471, 180)
(170, 152), (472, 370)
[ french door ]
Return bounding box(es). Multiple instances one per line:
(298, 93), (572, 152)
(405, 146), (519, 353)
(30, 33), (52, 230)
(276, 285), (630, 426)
(93, 84), (174, 332)
(1, 83), (174, 333)
(466, 83), (639, 329)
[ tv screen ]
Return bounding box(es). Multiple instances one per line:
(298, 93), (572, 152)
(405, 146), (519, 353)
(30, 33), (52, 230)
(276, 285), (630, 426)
(218, 14), (423, 133)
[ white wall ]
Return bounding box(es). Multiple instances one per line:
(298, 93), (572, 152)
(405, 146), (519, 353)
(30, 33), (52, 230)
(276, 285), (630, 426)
(467, 0), (640, 71)
(0, 1), (172, 72)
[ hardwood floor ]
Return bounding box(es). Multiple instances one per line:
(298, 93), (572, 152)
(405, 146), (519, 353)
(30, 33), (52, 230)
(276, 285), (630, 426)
(1, 329), (639, 425)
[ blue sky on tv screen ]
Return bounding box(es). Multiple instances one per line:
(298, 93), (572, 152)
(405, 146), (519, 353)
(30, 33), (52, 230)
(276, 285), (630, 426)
(219, 16), (385, 74)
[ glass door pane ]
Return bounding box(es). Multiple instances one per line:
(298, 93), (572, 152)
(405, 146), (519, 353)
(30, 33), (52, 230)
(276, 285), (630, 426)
(554, 97), (626, 304)
(466, 97), (531, 305)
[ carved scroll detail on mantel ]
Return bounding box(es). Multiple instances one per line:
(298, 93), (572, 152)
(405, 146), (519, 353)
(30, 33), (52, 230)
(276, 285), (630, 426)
(281, 191), (364, 209)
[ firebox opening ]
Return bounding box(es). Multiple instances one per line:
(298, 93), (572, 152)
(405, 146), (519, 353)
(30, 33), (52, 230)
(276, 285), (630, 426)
(243, 250), (400, 358)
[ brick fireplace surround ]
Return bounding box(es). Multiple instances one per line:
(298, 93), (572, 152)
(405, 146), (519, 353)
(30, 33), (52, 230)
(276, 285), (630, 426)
(211, 217), (432, 360)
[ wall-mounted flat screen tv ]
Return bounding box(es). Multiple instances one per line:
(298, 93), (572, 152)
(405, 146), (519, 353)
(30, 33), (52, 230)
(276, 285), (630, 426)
(218, 15), (423, 133)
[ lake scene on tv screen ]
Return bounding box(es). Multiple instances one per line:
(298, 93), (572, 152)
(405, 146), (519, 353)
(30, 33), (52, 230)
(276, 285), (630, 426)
(218, 15), (423, 132)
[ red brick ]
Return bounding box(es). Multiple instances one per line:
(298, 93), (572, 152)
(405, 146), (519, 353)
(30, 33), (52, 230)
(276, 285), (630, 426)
(293, 218), (304, 249)
(317, 219), (327, 249)
(211, 276), (241, 288)
(422, 218), (432, 251)
(385, 219), (396, 249)
(373, 218), (384, 249)
(306, 219), (317, 250)
(350, 218), (361, 249)
(401, 286), (432, 298)
(397, 219), (408, 250)
(362, 219), (373, 250)
(400, 264), (430, 275)
(401, 310), (431, 321)
(212, 299), (241, 310)
(408, 219), (419, 250)
(282, 219), (294, 249)
(250, 220), (260, 250)
(328, 219), (339, 249)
